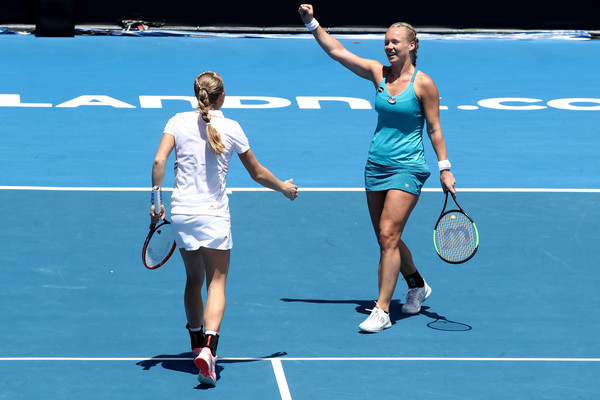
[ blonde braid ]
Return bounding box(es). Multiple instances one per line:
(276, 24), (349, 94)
(194, 71), (226, 155)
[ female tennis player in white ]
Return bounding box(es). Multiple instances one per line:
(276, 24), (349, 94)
(150, 71), (298, 386)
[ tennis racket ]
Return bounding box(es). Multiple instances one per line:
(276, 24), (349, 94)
(433, 191), (479, 264)
(142, 187), (176, 270)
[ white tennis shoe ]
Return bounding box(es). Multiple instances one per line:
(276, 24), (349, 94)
(359, 303), (392, 333)
(402, 281), (432, 314)
(195, 347), (217, 386)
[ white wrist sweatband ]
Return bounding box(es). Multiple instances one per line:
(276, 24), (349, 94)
(305, 18), (320, 31)
(438, 160), (451, 171)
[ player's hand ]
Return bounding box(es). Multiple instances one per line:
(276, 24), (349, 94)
(440, 170), (456, 198)
(282, 179), (299, 201)
(298, 4), (314, 24)
(150, 204), (166, 223)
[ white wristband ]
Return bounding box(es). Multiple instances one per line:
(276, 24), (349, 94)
(305, 18), (320, 31)
(438, 160), (451, 171)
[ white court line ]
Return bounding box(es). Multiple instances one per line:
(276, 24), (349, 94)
(1, 357), (599, 362)
(0, 186), (599, 193)
(0, 186), (170, 191)
(271, 359), (293, 400)
(269, 357), (600, 362)
(3, 355), (598, 400)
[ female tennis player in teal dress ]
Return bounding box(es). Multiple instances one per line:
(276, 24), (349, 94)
(299, 4), (456, 333)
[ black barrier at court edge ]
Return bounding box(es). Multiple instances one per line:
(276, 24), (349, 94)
(35, 0), (74, 37)
(1, 0), (599, 36)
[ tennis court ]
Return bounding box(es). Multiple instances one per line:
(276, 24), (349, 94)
(1, 29), (599, 399)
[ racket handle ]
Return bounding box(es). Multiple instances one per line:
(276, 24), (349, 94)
(152, 186), (162, 215)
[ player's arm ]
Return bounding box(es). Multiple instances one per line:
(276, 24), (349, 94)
(238, 149), (299, 201)
(151, 133), (175, 218)
(415, 73), (456, 195)
(298, 4), (382, 85)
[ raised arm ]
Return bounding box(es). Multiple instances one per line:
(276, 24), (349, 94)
(298, 4), (382, 85)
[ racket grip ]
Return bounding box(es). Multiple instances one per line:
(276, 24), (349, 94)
(152, 186), (162, 215)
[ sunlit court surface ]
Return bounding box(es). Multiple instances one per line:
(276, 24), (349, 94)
(1, 27), (599, 399)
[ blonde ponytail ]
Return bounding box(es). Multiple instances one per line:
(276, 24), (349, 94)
(194, 71), (226, 155)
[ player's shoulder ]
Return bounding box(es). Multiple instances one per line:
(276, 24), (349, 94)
(372, 63), (389, 85)
(168, 110), (199, 122)
(211, 111), (242, 129)
(414, 70), (439, 96)
(415, 70), (437, 87)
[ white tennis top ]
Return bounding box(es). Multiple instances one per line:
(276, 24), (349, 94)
(164, 109), (250, 216)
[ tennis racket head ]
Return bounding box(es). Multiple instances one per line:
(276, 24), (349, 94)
(433, 193), (479, 264)
(142, 220), (176, 270)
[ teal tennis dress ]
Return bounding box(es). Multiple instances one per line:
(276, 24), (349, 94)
(365, 69), (431, 194)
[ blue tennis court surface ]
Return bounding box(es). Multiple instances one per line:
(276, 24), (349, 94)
(1, 32), (599, 399)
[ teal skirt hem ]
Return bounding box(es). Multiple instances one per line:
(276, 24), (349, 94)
(364, 161), (431, 195)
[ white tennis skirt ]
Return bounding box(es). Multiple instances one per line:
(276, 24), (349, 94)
(170, 214), (233, 251)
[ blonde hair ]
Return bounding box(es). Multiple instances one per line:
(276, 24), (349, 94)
(389, 22), (419, 67)
(194, 71), (226, 155)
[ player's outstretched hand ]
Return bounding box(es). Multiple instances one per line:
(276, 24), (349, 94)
(282, 179), (299, 201)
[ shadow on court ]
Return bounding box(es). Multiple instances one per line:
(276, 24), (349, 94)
(281, 298), (472, 332)
(421, 309), (473, 332)
(137, 353), (198, 375)
(136, 351), (287, 389)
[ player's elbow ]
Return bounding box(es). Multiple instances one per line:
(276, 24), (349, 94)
(427, 124), (442, 137)
(330, 49), (347, 63)
(249, 165), (271, 184)
(250, 169), (265, 183)
(153, 157), (167, 170)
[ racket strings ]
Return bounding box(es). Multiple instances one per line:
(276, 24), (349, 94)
(434, 212), (478, 263)
(145, 224), (176, 268)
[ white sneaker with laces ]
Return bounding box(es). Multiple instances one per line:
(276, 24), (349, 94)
(359, 303), (392, 333)
(195, 347), (217, 386)
(402, 281), (432, 314)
